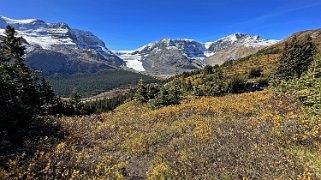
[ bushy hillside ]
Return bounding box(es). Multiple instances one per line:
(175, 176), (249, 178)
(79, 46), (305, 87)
(157, 28), (321, 101)
(1, 90), (320, 179)
(220, 28), (321, 79)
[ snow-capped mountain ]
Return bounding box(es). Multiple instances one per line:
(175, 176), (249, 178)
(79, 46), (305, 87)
(205, 33), (278, 52)
(115, 38), (205, 73)
(204, 33), (279, 65)
(0, 16), (124, 74)
(115, 33), (279, 74)
(0, 16), (279, 76)
(133, 38), (206, 59)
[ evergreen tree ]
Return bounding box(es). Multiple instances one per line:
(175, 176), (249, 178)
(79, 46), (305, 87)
(184, 79), (193, 92)
(203, 65), (213, 74)
(0, 26), (55, 132)
(149, 86), (180, 109)
(248, 67), (263, 79)
(203, 68), (226, 96)
(70, 88), (83, 114)
(38, 78), (56, 111)
(134, 78), (148, 103)
(275, 35), (317, 80)
(147, 83), (160, 100)
(308, 53), (321, 79)
(228, 76), (246, 93)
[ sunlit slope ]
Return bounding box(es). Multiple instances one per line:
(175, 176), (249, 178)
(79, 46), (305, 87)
(220, 28), (321, 78)
(5, 90), (320, 179)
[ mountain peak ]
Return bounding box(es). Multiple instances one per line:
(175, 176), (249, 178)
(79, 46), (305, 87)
(160, 38), (171, 44)
(217, 32), (250, 43)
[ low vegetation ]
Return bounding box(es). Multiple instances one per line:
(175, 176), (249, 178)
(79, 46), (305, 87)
(1, 91), (320, 179)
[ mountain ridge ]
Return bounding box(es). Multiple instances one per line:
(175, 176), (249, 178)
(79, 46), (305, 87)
(115, 33), (279, 74)
(0, 16), (280, 76)
(0, 16), (124, 74)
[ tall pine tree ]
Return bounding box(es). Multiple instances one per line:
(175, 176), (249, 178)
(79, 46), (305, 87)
(0, 26), (55, 132)
(275, 35), (317, 80)
(134, 78), (148, 103)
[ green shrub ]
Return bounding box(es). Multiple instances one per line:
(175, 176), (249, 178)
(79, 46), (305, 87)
(248, 67), (263, 78)
(228, 76), (247, 93)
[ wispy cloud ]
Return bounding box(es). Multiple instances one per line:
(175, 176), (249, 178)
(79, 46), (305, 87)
(230, 2), (321, 27)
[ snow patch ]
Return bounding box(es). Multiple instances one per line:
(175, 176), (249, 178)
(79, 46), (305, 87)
(204, 52), (216, 57)
(204, 42), (213, 49)
(125, 59), (145, 72)
(0, 16), (38, 24)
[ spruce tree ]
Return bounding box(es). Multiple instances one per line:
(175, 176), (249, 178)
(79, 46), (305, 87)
(203, 65), (213, 75)
(0, 26), (55, 132)
(275, 35), (317, 80)
(70, 88), (83, 114)
(185, 79), (193, 92)
(134, 78), (148, 103)
(147, 83), (160, 100)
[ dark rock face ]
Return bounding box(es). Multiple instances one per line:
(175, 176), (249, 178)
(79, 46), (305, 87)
(26, 49), (115, 75)
(135, 38), (205, 59)
(143, 48), (197, 73)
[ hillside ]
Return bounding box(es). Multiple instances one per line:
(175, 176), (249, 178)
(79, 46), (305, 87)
(204, 33), (279, 66)
(163, 28), (321, 91)
(1, 90), (320, 179)
(220, 28), (321, 78)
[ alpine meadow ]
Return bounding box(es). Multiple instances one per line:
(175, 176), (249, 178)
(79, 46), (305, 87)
(1, 0), (321, 179)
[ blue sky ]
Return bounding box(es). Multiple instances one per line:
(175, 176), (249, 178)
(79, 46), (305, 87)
(1, 0), (321, 50)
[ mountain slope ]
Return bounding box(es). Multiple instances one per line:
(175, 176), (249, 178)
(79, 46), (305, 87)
(204, 33), (279, 65)
(0, 16), (124, 74)
(219, 28), (321, 79)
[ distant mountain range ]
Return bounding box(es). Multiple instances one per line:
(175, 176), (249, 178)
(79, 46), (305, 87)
(115, 33), (279, 76)
(0, 16), (279, 76)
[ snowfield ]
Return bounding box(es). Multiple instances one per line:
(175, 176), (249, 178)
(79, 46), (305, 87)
(114, 51), (145, 71)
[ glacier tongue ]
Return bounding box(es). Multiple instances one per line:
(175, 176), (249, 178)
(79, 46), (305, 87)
(114, 51), (145, 72)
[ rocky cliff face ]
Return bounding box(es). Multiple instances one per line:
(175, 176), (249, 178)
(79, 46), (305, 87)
(0, 16), (124, 74)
